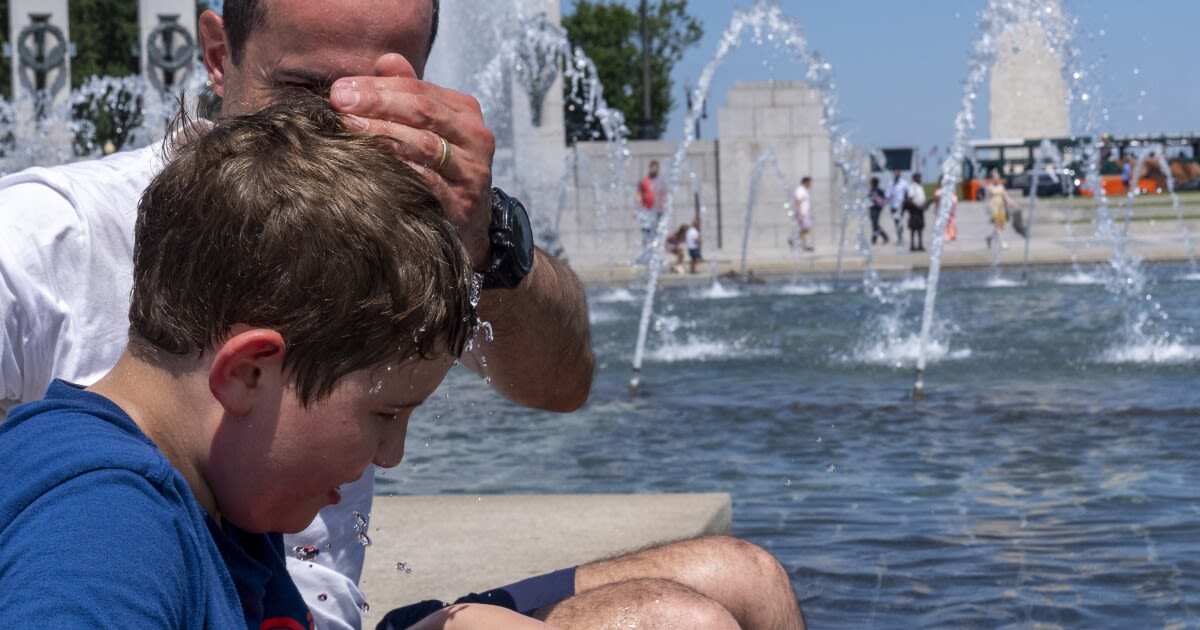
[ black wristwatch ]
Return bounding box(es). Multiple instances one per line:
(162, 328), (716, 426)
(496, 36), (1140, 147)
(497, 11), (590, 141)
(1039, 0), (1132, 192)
(480, 187), (535, 290)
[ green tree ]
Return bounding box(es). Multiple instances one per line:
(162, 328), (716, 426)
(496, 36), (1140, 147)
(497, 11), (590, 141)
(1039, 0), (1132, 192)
(69, 0), (139, 86)
(562, 0), (702, 142)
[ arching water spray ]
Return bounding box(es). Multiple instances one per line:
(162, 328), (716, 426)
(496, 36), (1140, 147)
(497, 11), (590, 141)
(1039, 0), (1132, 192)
(913, 0), (1070, 398)
(473, 11), (631, 256)
(1020, 138), (1066, 280)
(739, 148), (791, 278)
(628, 0), (867, 391)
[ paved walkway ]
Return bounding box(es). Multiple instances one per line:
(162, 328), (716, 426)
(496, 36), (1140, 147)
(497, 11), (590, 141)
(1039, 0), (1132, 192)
(575, 197), (1200, 287)
(358, 493), (731, 627)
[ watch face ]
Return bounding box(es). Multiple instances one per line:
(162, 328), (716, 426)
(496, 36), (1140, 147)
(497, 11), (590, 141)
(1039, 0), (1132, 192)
(483, 188), (536, 289)
(510, 197), (535, 275)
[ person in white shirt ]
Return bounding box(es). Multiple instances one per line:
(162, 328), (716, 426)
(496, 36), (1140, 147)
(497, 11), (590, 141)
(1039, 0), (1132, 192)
(684, 218), (703, 273)
(905, 172), (928, 251)
(885, 170), (909, 247)
(792, 176), (814, 251)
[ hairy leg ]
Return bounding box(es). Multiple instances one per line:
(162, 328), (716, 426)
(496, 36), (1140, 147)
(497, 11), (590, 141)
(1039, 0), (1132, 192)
(408, 604), (555, 630)
(535, 578), (739, 630)
(552, 535), (804, 630)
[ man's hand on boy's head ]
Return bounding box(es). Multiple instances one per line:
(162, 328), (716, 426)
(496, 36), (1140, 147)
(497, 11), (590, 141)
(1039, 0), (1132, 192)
(330, 53), (495, 269)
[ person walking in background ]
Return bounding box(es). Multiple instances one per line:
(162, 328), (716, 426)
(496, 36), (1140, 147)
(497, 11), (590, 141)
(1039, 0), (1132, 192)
(933, 175), (959, 242)
(985, 169), (1021, 249)
(793, 176), (814, 251)
(886, 170), (909, 247)
(637, 160), (667, 253)
(664, 223), (689, 273)
(1120, 156), (1133, 193)
(868, 176), (890, 245)
(685, 218), (703, 273)
(905, 172), (928, 251)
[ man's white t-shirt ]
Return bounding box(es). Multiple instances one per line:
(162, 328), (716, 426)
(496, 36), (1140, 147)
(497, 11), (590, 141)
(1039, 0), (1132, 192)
(793, 185), (811, 229)
(0, 146), (370, 629)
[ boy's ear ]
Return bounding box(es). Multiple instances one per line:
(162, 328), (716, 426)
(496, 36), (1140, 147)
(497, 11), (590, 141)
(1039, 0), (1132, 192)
(198, 10), (229, 97)
(209, 328), (286, 417)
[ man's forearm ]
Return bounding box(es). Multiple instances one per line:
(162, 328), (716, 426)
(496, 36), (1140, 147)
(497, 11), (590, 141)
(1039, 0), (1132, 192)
(465, 248), (593, 412)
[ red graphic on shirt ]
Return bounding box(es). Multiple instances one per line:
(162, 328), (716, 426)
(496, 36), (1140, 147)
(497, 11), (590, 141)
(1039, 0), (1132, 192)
(260, 614), (312, 630)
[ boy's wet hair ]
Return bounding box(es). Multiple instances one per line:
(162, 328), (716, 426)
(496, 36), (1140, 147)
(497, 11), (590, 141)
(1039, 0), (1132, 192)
(129, 96), (476, 405)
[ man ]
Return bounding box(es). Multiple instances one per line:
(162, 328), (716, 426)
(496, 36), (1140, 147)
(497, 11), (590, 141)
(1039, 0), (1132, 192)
(868, 176), (890, 245)
(905, 172), (928, 252)
(0, 1), (803, 628)
(636, 159), (667, 255)
(685, 217), (702, 273)
(792, 176), (814, 251)
(885, 170), (909, 247)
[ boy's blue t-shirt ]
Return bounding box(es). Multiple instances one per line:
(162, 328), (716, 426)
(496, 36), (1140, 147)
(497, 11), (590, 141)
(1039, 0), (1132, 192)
(0, 380), (312, 630)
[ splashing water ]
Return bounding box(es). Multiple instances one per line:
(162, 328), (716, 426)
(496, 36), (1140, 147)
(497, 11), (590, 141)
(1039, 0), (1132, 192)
(1020, 138), (1067, 280)
(352, 511), (371, 547)
(913, 0), (1186, 394)
(630, 0), (867, 390)
(472, 11), (631, 256)
(0, 62), (210, 176)
(739, 148), (793, 278)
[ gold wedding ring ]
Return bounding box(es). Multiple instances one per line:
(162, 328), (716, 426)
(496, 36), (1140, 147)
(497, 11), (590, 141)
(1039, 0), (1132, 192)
(434, 135), (452, 173)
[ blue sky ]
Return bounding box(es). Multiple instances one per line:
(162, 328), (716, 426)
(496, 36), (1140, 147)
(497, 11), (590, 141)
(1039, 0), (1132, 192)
(564, 0), (1200, 152)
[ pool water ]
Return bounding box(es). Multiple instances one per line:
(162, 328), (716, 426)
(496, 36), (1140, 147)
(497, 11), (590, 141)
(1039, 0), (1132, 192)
(380, 265), (1200, 628)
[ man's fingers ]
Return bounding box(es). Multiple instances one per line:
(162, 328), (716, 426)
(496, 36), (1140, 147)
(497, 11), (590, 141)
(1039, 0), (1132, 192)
(343, 116), (463, 179)
(330, 75), (481, 127)
(373, 52), (418, 80)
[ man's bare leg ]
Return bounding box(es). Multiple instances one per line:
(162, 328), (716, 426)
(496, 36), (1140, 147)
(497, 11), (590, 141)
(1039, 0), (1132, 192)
(410, 604), (557, 629)
(539, 535), (804, 630)
(536, 578), (738, 629)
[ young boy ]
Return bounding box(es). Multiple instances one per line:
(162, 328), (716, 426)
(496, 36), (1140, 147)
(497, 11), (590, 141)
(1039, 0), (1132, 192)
(0, 102), (551, 629)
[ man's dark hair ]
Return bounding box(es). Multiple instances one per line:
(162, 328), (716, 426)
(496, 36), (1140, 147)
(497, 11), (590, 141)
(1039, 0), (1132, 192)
(221, 0), (440, 66)
(130, 97), (475, 405)
(801, 176), (811, 185)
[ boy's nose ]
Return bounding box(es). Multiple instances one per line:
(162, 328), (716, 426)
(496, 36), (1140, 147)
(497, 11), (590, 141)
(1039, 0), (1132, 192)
(373, 414), (409, 468)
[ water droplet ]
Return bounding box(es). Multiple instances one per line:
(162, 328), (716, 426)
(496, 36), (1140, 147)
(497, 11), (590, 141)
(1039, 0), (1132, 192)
(1132, 67), (1140, 75)
(353, 511), (369, 531)
(825, 463), (837, 473)
(815, 436), (822, 443)
(359, 602), (370, 613)
(357, 531), (372, 547)
(784, 479), (792, 486)
(291, 545), (320, 561)
(318, 593), (328, 602)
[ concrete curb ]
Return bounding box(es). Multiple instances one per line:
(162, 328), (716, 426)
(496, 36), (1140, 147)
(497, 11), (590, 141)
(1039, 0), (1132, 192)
(359, 493), (732, 627)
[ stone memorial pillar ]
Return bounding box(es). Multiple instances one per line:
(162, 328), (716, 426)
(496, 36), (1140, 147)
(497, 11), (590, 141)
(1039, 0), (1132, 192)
(139, 0), (198, 93)
(9, 1), (70, 112)
(989, 0), (1068, 140)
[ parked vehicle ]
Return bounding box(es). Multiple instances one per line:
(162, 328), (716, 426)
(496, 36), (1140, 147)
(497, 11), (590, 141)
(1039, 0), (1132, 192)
(1009, 167), (1077, 197)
